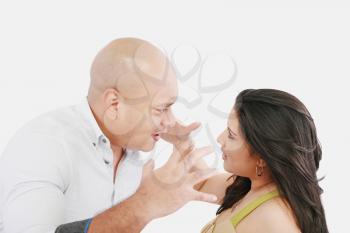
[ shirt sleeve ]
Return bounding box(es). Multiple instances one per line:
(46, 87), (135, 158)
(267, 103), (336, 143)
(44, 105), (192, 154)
(55, 218), (92, 233)
(0, 130), (72, 233)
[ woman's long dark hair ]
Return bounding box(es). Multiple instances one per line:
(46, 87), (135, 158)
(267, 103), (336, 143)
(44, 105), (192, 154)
(217, 89), (328, 233)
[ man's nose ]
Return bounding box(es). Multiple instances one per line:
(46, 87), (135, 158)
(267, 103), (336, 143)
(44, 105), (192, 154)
(161, 110), (175, 129)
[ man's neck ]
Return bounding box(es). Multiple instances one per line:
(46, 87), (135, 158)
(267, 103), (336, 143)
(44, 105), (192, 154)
(111, 144), (125, 183)
(88, 99), (126, 181)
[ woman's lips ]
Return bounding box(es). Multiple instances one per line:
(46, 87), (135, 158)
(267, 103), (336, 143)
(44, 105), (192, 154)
(222, 153), (227, 160)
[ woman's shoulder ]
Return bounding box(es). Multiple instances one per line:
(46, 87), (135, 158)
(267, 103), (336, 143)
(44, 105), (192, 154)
(236, 196), (301, 233)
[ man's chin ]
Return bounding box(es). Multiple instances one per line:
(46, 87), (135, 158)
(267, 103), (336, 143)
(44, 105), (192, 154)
(143, 144), (157, 152)
(137, 139), (157, 152)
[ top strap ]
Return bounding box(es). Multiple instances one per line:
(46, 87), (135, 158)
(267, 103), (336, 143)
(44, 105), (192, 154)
(231, 190), (280, 228)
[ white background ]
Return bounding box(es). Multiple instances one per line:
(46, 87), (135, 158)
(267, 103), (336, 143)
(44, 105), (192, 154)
(1, 1), (349, 232)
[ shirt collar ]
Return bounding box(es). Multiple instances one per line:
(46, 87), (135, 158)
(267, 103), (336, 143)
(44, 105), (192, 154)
(76, 97), (106, 146)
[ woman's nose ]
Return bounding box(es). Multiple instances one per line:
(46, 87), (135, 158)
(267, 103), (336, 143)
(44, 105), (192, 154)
(217, 131), (224, 146)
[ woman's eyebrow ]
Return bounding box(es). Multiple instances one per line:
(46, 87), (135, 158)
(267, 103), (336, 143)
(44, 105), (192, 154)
(227, 127), (237, 136)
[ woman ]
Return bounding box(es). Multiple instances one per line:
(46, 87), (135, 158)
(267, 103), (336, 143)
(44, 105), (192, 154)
(199, 89), (328, 233)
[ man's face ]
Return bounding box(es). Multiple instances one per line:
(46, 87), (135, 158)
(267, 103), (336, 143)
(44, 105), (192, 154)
(97, 40), (179, 152)
(104, 73), (178, 152)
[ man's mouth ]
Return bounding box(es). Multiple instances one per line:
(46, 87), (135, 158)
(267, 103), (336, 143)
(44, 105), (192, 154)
(151, 133), (161, 141)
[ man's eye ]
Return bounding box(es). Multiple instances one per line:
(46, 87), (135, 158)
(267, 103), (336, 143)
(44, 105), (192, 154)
(157, 108), (168, 113)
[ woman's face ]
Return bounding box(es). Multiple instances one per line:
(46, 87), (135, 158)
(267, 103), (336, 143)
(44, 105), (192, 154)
(217, 109), (258, 177)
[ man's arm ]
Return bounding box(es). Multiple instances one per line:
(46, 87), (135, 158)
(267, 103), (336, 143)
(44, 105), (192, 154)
(55, 193), (150, 233)
(1, 128), (218, 233)
(57, 147), (219, 233)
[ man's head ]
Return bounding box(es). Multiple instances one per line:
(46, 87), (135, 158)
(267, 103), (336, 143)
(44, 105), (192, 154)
(88, 38), (178, 152)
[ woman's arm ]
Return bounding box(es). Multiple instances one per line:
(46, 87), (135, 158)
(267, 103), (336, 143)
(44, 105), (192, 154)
(190, 156), (234, 204)
(196, 173), (234, 204)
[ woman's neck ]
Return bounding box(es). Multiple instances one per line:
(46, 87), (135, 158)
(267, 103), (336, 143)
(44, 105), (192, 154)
(250, 178), (274, 192)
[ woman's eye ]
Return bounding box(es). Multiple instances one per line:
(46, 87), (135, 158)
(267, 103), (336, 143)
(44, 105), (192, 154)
(228, 134), (235, 139)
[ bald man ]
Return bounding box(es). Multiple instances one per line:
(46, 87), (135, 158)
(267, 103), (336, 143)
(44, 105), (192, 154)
(0, 38), (229, 233)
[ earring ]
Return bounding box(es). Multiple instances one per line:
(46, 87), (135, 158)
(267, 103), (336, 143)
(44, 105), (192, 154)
(256, 165), (264, 177)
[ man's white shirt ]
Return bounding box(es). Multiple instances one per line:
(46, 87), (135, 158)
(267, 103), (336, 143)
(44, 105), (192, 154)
(0, 98), (146, 233)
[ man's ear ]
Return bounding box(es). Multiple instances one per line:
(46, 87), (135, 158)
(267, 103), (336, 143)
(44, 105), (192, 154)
(103, 88), (120, 120)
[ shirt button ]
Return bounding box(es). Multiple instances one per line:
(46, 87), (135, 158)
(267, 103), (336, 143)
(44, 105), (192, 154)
(92, 142), (96, 147)
(104, 159), (110, 165)
(102, 138), (107, 143)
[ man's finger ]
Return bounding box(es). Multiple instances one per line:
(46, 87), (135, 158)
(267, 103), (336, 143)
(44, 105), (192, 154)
(175, 122), (201, 137)
(175, 139), (195, 158)
(192, 190), (218, 203)
(185, 122), (201, 133)
(184, 146), (214, 170)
